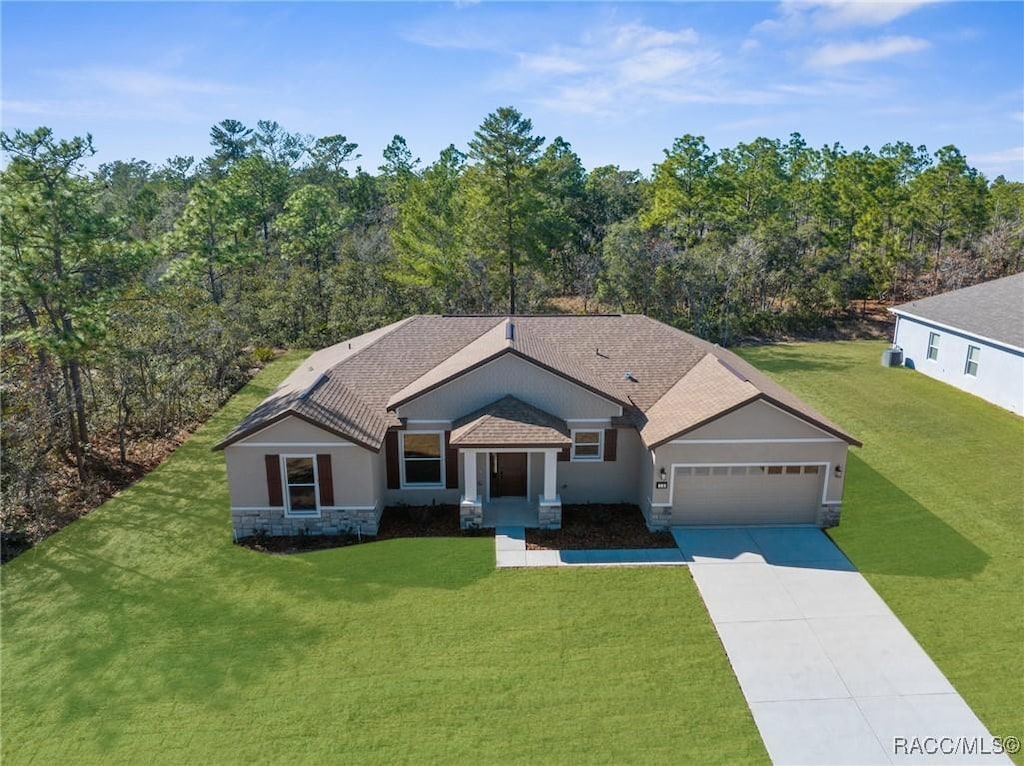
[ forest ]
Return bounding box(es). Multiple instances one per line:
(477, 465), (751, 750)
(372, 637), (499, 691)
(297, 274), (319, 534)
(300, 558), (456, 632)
(2, 106), (1022, 550)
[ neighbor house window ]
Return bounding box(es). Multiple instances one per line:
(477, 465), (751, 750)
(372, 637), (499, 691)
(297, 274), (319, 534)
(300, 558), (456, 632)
(927, 332), (940, 361)
(571, 430), (603, 461)
(401, 432), (444, 487)
(283, 456), (318, 516)
(964, 345), (980, 377)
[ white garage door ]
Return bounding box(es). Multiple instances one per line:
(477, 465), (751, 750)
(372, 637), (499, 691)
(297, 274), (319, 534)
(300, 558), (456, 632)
(670, 464), (824, 525)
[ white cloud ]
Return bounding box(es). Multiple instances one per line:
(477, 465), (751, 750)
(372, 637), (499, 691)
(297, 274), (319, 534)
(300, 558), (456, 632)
(607, 23), (699, 51)
(808, 35), (931, 67)
(968, 146), (1024, 177)
(57, 67), (242, 98)
(755, 1), (939, 35)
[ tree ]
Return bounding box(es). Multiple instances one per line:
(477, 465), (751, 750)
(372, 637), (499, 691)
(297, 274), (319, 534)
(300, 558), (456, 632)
(1, 128), (144, 479)
(644, 135), (719, 247)
(392, 145), (469, 311)
(254, 119), (308, 168)
(467, 107), (546, 313)
(167, 178), (252, 304)
(379, 135), (420, 205)
(277, 184), (347, 334)
(208, 119), (253, 174)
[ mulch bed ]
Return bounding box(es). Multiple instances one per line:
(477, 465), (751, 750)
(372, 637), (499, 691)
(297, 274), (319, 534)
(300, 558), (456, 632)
(526, 504), (676, 550)
(236, 504), (492, 555)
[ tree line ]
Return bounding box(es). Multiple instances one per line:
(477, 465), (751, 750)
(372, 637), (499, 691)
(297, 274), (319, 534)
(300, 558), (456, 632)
(2, 107), (1021, 542)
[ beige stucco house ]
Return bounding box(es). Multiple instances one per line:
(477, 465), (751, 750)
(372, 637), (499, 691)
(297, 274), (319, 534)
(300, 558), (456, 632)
(215, 315), (860, 538)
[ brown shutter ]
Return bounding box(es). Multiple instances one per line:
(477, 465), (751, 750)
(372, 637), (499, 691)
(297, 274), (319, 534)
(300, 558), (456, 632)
(385, 431), (400, 489)
(317, 454), (334, 506)
(558, 445), (570, 462)
(265, 454), (283, 507)
(604, 429), (618, 461)
(444, 432), (459, 489)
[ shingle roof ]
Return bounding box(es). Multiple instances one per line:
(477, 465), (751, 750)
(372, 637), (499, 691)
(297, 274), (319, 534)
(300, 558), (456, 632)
(449, 395), (570, 448)
(890, 273), (1024, 350)
(215, 314), (859, 451)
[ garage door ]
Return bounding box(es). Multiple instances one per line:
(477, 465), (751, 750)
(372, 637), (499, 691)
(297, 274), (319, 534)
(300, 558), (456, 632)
(670, 464), (824, 525)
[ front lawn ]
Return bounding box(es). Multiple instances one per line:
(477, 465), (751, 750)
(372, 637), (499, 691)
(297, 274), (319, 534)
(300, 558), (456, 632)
(1, 352), (765, 765)
(738, 340), (1024, 747)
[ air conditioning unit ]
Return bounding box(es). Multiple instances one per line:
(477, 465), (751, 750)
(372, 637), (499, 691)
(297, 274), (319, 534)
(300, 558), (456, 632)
(881, 346), (903, 368)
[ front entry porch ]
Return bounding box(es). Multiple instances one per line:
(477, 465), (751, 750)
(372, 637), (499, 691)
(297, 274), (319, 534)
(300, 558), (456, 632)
(459, 449), (562, 530)
(482, 497), (539, 528)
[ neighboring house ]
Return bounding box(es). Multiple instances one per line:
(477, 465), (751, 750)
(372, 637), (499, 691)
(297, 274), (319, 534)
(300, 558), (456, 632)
(216, 315), (861, 537)
(890, 273), (1024, 415)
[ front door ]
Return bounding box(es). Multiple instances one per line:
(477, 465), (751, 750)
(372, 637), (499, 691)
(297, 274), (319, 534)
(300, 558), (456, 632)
(491, 453), (528, 498)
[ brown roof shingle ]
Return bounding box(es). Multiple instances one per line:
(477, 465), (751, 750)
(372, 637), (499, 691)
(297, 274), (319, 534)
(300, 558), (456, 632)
(216, 314), (860, 451)
(449, 395), (570, 447)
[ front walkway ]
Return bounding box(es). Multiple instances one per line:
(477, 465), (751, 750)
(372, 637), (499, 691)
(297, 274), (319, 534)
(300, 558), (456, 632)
(675, 526), (1009, 765)
(494, 527), (686, 568)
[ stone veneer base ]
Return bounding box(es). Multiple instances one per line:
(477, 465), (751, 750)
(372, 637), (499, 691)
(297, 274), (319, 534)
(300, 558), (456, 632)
(232, 506), (382, 539)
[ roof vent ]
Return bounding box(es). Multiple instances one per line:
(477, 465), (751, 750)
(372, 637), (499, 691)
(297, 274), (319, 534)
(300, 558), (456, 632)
(505, 321), (515, 341)
(624, 370), (636, 382)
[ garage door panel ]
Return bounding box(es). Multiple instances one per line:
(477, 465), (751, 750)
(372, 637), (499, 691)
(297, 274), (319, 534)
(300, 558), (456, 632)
(671, 465), (823, 525)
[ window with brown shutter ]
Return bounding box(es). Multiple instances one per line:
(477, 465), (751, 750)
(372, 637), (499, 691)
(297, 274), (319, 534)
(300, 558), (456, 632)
(316, 454), (334, 506)
(603, 429), (618, 461)
(444, 432), (458, 489)
(265, 454), (283, 507)
(385, 431), (400, 489)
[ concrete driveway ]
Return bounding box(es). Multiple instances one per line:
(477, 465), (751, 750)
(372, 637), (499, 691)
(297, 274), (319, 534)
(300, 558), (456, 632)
(674, 527), (1010, 765)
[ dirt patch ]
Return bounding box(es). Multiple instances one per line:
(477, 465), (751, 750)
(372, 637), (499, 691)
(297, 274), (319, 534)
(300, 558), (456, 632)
(527, 504), (676, 550)
(235, 504), (492, 555)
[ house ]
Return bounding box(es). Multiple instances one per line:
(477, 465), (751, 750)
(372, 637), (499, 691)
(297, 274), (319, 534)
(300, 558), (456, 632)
(215, 315), (860, 538)
(889, 273), (1024, 415)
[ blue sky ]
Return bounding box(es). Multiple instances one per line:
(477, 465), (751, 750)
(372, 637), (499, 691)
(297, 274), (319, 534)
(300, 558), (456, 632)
(3, 2), (1022, 179)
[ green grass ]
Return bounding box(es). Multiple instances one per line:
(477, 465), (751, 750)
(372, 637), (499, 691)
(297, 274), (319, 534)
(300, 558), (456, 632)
(1, 352), (766, 765)
(738, 340), (1024, 747)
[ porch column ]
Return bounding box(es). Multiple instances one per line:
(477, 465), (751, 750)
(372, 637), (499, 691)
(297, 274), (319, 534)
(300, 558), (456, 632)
(464, 450), (477, 503)
(543, 449), (557, 501)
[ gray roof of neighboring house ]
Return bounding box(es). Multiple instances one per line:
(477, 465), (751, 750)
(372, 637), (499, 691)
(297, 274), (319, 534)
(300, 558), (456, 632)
(890, 273), (1024, 350)
(215, 314), (860, 451)
(449, 395), (570, 448)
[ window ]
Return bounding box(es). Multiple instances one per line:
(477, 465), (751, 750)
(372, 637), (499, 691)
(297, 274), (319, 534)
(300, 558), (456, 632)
(283, 456), (318, 516)
(964, 345), (980, 377)
(927, 332), (940, 361)
(785, 466), (802, 475)
(571, 430), (603, 461)
(401, 432), (443, 486)
(803, 465), (820, 475)
(767, 466), (783, 475)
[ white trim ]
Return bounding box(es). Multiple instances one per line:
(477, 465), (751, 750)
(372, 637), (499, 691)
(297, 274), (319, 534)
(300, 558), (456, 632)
(398, 430), (446, 489)
(666, 461), (832, 507)
(668, 437), (841, 445)
(405, 419), (452, 425)
(926, 331), (941, 362)
(565, 418), (612, 425)
(236, 442), (356, 448)
(462, 447), (560, 454)
(964, 344), (981, 377)
(570, 428), (604, 462)
(889, 309), (1024, 354)
(279, 454), (321, 518)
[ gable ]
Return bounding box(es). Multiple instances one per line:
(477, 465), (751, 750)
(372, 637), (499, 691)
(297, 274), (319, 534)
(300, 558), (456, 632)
(395, 354), (621, 422)
(673, 399), (841, 442)
(228, 414), (357, 447)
